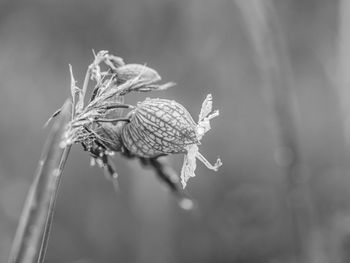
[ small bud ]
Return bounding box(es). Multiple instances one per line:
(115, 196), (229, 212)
(115, 64), (160, 84)
(114, 64), (176, 94)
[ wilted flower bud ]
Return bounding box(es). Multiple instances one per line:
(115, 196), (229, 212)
(115, 64), (160, 84)
(121, 94), (222, 188)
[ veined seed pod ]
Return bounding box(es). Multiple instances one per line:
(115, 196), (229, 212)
(121, 98), (199, 158)
(121, 95), (222, 188)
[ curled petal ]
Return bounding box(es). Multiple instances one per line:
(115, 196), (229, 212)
(199, 94), (213, 122)
(197, 94), (220, 140)
(196, 151), (222, 171)
(181, 145), (198, 188)
(180, 144), (222, 188)
(197, 109), (219, 140)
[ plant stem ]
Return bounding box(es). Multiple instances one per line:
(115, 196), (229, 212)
(8, 99), (71, 263)
(37, 146), (71, 263)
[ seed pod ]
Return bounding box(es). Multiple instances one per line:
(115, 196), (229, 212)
(114, 64), (176, 95)
(115, 64), (161, 85)
(121, 94), (222, 188)
(121, 98), (199, 158)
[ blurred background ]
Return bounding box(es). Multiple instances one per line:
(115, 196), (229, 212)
(1, 0), (350, 262)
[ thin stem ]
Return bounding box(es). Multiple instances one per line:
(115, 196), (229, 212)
(38, 59), (94, 262)
(69, 64), (76, 119)
(8, 99), (71, 263)
(101, 104), (133, 110)
(94, 118), (130, 123)
(37, 146), (71, 263)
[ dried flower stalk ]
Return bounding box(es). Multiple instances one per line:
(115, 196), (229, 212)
(62, 50), (222, 189)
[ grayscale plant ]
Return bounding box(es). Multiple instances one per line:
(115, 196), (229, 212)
(8, 50), (222, 263)
(59, 50), (222, 190)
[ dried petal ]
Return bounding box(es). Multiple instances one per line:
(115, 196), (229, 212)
(180, 145), (222, 188)
(196, 151), (222, 171)
(180, 145), (198, 188)
(180, 94), (221, 188)
(197, 94), (220, 140)
(69, 64), (83, 114)
(199, 94), (213, 122)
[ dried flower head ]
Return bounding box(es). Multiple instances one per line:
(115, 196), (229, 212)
(55, 50), (221, 192)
